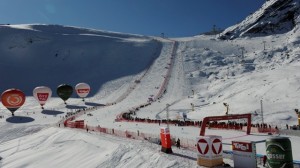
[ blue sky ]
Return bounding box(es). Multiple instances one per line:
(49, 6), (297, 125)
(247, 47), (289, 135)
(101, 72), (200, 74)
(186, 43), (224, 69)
(0, 0), (265, 37)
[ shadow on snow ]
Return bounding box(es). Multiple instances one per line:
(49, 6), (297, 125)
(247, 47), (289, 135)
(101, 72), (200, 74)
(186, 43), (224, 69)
(65, 105), (87, 110)
(6, 116), (35, 123)
(41, 110), (64, 115)
(84, 102), (105, 107)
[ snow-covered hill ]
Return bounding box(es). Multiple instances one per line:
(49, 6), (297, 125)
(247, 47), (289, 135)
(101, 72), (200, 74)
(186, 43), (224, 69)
(0, 24), (162, 96)
(1, 0), (300, 167)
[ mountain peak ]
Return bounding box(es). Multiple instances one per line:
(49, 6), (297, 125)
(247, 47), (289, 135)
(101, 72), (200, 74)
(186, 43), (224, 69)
(220, 0), (300, 39)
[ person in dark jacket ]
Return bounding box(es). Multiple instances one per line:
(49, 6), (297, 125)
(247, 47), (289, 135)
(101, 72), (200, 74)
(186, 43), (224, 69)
(176, 138), (181, 149)
(263, 155), (267, 167)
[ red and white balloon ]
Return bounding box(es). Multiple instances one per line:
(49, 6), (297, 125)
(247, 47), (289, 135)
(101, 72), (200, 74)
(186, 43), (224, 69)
(33, 86), (52, 109)
(75, 83), (90, 101)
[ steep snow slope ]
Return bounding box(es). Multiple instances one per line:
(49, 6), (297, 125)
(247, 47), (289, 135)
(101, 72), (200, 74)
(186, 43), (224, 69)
(0, 24), (162, 96)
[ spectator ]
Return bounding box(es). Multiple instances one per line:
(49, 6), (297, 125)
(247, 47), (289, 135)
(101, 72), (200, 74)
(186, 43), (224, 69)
(263, 155), (267, 167)
(176, 138), (181, 149)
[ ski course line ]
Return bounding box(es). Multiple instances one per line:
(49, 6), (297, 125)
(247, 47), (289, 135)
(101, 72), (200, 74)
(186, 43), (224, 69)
(116, 39), (178, 122)
(61, 39), (174, 124)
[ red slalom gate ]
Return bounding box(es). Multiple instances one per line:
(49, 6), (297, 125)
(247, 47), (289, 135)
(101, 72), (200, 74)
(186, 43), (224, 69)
(200, 113), (252, 136)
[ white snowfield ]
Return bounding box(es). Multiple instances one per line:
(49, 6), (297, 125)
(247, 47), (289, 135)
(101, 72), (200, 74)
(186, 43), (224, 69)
(1, 1), (300, 167)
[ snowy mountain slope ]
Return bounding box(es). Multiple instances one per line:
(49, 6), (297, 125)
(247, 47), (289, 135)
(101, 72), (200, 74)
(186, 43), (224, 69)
(220, 0), (300, 39)
(132, 29), (300, 127)
(1, 0), (300, 167)
(0, 24), (162, 96)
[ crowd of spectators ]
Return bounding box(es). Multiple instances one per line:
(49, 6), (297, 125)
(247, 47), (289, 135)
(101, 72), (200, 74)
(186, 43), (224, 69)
(121, 112), (255, 131)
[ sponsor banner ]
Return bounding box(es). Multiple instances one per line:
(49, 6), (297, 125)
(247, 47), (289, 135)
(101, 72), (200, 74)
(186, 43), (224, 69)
(37, 93), (49, 101)
(266, 137), (293, 168)
(160, 127), (171, 148)
(77, 88), (90, 94)
(232, 141), (257, 168)
(7, 94), (24, 106)
(160, 127), (169, 134)
(232, 141), (252, 152)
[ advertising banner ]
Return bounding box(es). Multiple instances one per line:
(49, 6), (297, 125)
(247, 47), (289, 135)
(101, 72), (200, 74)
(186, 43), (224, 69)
(160, 127), (172, 153)
(232, 141), (257, 168)
(196, 135), (223, 167)
(266, 137), (293, 168)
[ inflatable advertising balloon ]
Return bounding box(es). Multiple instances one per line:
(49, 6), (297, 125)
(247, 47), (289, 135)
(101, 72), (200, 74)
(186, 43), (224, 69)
(75, 83), (90, 101)
(1, 88), (26, 116)
(33, 86), (52, 109)
(57, 84), (73, 104)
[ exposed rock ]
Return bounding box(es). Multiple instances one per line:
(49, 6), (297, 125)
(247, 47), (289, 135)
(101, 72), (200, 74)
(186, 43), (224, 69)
(220, 0), (300, 39)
